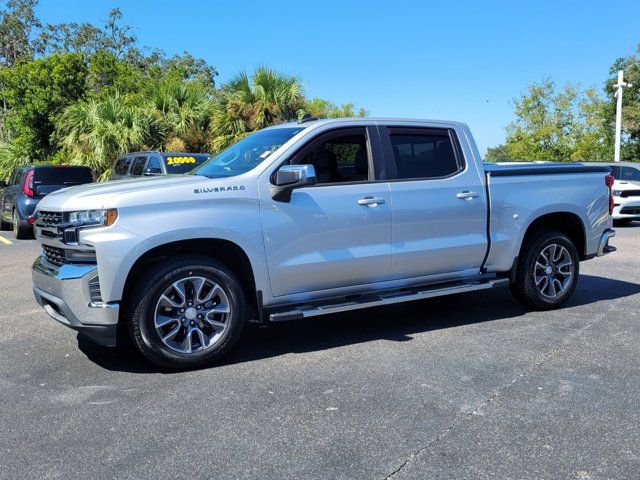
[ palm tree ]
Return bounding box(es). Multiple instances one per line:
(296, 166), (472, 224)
(149, 79), (213, 152)
(210, 66), (305, 150)
(56, 93), (161, 176)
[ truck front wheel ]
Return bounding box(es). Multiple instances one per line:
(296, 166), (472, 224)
(128, 256), (246, 369)
(510, 231), (580, 310)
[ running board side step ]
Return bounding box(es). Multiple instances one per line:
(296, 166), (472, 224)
(268, 277), (510, 322)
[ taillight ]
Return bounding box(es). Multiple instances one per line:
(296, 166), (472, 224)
(23, 170), (34, 197)
(605, 174), (614, 215)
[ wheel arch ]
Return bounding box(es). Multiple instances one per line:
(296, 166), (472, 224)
(120, 238), (260, 320)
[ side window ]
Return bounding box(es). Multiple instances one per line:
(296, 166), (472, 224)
(114, 157), (132, 175)
(387, 129), (462, 180)
(609, 165), (620, 179)
(294, 129), (370, 184)
(129, 156), (147, 176)
(621, 166), (640, 182)
(146, 156), (162, 174)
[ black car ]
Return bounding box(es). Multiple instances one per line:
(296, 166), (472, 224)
(0, 165), (94, 239)
(108, 151), (211, 180)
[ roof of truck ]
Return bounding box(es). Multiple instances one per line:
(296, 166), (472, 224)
(265, 117), (470, 130)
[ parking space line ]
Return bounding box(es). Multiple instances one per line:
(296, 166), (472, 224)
(0, 236), (12, 245)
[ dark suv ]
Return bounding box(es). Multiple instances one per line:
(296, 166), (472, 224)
(108, 151), (211, 180)
(0, 165), (94, 239)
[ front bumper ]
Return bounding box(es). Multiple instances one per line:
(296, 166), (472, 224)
(612, 200), (640, 219)
(32, 255), (119, 346)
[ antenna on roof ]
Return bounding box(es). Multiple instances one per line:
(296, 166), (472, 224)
(298, 113), (318, 124)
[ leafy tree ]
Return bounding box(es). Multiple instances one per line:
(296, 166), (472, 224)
(56, 94), (160, 175)
(0, 0), (40, 66)
(484, 144), (510, 162)
(494, 79), (611, 162)
(305, 98), (367, 118)
(0, 52), (87, 162)
(210, 66), (305, 150)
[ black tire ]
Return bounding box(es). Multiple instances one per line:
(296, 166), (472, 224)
(510, 231), (580, 310)
(127, 255), (246, 369)
(12, 210), (31, 239)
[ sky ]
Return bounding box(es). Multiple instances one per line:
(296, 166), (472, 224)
(36, 0), (640, 155)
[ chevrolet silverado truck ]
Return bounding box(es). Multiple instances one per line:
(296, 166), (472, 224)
(31, 118), (616, 369)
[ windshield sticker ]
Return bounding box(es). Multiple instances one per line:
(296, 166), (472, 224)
(194, 185), (246, 194)
(167, 156), (197, 165)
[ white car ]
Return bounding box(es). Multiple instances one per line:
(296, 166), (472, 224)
(612, 180), (640, 222)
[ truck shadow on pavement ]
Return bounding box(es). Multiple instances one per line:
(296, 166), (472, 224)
(78, 274), (640, 374)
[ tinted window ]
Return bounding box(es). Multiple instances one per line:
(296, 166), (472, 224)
(33, 167), (92, 185)
(129, 156), (147, 176)
(146, 156), (162, 173)
(389, 131), (461, 179)
(609, 165), (621, 179)
(194, 127), (305, 178)
(296, 131), (369, 184)
(620, 166), (640, 181)
(114, 156), (131, 175)
(165, 154), (209, 174)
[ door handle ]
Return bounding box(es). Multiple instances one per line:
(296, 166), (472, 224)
(357, 196), (385, 207)
(456, 191), (480, 200)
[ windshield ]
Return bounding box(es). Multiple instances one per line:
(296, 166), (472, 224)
(193, 127), (305, 178)
(164, 154), (210, 174)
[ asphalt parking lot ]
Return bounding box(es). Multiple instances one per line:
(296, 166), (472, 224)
(0, 225), (639, 480)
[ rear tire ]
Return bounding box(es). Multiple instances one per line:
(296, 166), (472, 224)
(127, 255), (246, 369)
(510, 231), (579, 310)
(12, 210), (31, 239)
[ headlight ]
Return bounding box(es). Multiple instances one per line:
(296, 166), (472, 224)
(65, 209), (118, 227)
(612, 190), (622, 197)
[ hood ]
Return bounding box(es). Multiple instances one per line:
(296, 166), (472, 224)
(35, 174), (207, 211)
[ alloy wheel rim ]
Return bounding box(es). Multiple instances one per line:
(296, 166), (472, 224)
(154, 276), (231, 354)
(533, 243), (574, 299)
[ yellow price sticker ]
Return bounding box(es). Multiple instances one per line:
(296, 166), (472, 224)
(166, 156), (197, 165)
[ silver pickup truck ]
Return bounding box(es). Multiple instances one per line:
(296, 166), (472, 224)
(31, 118), (616, 368)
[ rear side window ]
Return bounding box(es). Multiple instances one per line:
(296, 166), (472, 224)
(621, 166), (640, 181)
(114, 157), (131, 175)
(129, 156), (147, 176)
(33, 167), (93, 186)
(388, 129), (462, 179)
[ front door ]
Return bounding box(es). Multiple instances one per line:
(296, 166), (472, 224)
(261, 127), (392, 297)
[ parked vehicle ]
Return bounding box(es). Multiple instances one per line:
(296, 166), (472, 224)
(31, 118), (616, 369)
(109, 151), (211, 180)
(0, 165), (93, 239)
(584, 162), (640, 224)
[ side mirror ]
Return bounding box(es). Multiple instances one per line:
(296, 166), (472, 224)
(272, 164), (317, 201)
(143, 167), (162, 176)
(0, 180), (6, 188)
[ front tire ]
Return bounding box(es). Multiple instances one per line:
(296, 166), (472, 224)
(510, 231), (579, 310)
(128, 256), (246, 369)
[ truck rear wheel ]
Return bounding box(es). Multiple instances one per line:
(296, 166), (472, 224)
(510, 231), (579, 310)
(128, 256), (246, 369)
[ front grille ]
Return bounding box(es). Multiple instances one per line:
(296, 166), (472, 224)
(36, 211), (63, 227)
(42, 245), (68, 266)
(620, 190), (640, 198)
(88, 275), (103, 303)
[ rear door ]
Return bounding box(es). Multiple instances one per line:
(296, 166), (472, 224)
(261, 127), (393, 297)
(128, 156), (148, 177)
(378, 125), (487, 279)
(2, 169), (24, 220)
